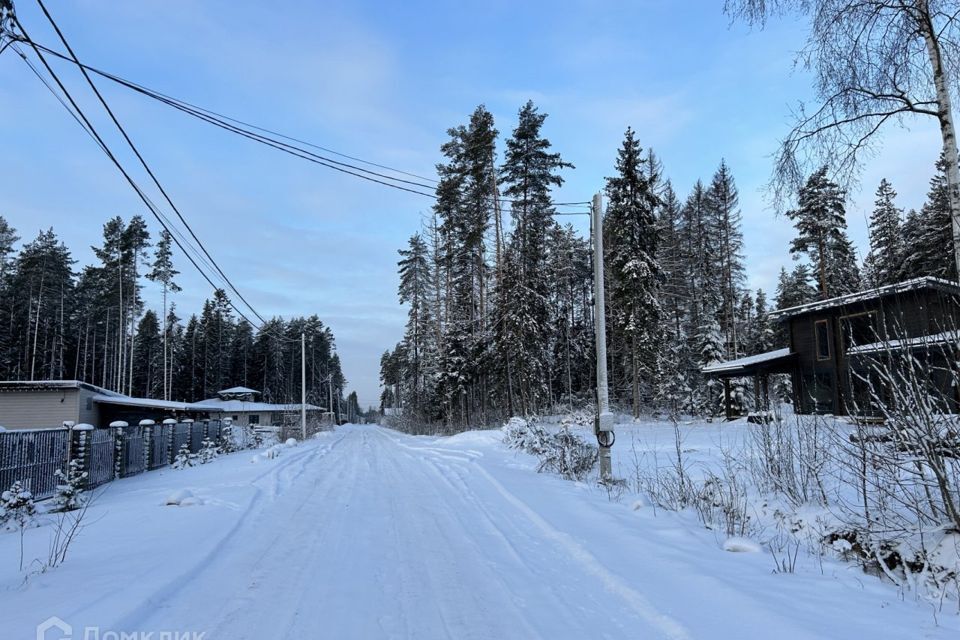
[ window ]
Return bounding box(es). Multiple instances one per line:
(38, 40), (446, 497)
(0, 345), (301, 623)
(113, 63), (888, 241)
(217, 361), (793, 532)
(815, 320), (831, 360)
(839, 311), (877, 353)
(231, 415), (239, 421)
(248, 414), (260, 425)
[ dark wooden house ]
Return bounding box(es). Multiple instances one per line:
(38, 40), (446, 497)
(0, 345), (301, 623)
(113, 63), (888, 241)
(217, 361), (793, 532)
(704, 277), (960, 416)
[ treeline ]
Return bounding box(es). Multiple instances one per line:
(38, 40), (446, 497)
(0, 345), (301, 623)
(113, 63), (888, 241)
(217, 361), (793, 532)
(382, 101), (956, 427)
(0, 215), (346, 410)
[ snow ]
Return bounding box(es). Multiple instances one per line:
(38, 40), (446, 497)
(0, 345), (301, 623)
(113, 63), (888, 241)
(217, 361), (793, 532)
(723, 537), (762, 553)
(769, 276), (960, 320)
(702, 347), (792, 374)
(0, 424), (956, 639)
(847, 330), (957, 355)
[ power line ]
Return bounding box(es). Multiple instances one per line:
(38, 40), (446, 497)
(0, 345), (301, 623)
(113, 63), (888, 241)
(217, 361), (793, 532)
(32, 0), (270, 328)
(19, 40), (593, 211)
(9, 13), (272, 335)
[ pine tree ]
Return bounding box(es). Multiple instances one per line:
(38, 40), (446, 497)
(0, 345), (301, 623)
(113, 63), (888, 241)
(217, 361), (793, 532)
(786, 166), (861, 297)
(147, 229), (181, 400)
(604, 127), (661, 418)
(132, 310), (161, 397)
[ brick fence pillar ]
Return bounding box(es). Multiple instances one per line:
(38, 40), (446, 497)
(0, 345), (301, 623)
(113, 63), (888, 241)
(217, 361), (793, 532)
(110, 421), (128, 479)
(70, 423), (95, 490)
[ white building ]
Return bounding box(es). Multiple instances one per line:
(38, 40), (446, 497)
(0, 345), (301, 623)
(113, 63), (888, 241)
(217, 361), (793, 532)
(194, 387), (327, 427)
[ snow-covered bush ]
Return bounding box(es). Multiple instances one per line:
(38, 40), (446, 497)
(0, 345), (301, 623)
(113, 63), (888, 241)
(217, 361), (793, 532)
(51, 459), (87, 512)
(0, 481), (36, 530)
(172, 443), (195, 469)
(198, 437), (220, 464)
(503, 418), (597, 481)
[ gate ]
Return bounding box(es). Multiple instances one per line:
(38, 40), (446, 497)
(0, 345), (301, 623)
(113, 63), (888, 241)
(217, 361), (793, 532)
(172, 422), (191, 458)
(0, 428), (70, 500)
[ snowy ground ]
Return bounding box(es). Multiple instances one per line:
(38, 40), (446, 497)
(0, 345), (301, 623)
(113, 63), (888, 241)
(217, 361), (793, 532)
(1, 424), (957, 639)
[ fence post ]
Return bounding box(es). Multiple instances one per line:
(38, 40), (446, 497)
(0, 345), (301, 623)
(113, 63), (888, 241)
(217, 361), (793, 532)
(139, 419), (155, 470)
(163, 418), (177, 466)
(70, 423), (95, 490)
(110, 421), (128, 480)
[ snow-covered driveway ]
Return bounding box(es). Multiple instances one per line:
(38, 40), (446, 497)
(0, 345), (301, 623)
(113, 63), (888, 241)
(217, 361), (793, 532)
(3, 424), (954, 639)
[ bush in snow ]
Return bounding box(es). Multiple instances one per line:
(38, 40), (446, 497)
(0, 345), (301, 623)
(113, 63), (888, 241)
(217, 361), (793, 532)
(51, 459), (87, 512)
(0, 480), (36, 530)
(503, 418), (597, 481)
(1, 480), (37, 571)
(198, 437), (220, 464)
(172, 443), (195, 469)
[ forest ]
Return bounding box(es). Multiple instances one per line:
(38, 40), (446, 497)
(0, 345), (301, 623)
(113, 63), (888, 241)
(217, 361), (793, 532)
(380, 101), (957, 429)
(0, 215), (347, 411)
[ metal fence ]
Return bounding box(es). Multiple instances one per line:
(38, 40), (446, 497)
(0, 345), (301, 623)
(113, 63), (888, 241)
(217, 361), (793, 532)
(87, 427), (116, 489)
(118, 426), (146, 478)
(0, 418), (269, 501)
(189, 422), (205, 453)
(150, 423), (171, 469)
(172, 422), (191, 456)
(0, 428), (70, 500)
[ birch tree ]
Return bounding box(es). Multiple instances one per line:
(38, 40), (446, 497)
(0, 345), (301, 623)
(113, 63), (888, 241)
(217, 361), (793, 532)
(727, 0), (960, 280)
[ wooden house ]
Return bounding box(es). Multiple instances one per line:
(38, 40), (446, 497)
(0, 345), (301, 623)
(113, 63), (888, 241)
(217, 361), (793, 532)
(704, 277), (960, 416)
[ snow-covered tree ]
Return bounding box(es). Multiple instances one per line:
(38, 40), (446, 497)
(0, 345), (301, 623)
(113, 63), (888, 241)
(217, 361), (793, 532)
(786, 166), (861, 297)
(605, 127), (662, 418)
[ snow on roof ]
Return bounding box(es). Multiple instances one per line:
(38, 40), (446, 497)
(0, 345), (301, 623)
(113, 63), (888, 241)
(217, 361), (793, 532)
(846, 331), (959, 356)
(769, 277), (960, 321)
(702, 348), (793, 375)
(218, 386), (260, 395)
(0, 379), (115, 395)
(195, 398), (325, 412)
(92, 394), (221, 412)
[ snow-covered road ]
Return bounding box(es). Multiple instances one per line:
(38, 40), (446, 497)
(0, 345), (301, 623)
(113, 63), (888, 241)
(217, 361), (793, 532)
(4, 424), (955, 639)
(130, 425), (687, 639)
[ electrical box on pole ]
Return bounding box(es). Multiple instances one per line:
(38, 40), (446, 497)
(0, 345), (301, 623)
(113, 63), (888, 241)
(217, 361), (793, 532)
(591, 193), (614, 480)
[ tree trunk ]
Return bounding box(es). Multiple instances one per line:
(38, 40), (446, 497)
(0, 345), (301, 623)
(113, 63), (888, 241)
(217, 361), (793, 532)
(920, 2), (960, 281)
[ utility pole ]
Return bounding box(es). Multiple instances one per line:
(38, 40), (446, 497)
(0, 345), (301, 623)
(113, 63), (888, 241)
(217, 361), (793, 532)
(327, 373), (334, 427)
(592, 192), (614, 480)
(300, 332), (307, 440)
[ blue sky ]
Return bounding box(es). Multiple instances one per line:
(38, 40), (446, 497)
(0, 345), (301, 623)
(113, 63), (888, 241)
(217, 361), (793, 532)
(0, 0), (943, 408)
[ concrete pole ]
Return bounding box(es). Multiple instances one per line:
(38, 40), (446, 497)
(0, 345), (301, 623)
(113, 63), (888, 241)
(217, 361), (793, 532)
(328, 373), (334, 427)
(592, 192), (614, 480)
(301, 332), (307, 440)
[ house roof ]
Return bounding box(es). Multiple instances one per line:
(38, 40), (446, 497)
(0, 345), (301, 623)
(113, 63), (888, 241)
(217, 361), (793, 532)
(769, 276), (960, 322)
(195, 398), (326, 412)
(218, 386), (260, 395)
(846, 331), (959, 356)
(0, 379), (113, 394)
(92, 394), (221, 412)
(702, 348), (795, 378)
(0, 380), (220, 412)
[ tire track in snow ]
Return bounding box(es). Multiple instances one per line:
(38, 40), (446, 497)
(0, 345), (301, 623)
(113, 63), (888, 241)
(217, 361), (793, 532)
(110, 435), (345, 632)
(469, 462), (691, 640)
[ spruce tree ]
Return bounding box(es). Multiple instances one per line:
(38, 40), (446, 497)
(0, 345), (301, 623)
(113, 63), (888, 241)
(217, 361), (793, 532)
(705, 160), (746, 357)
(604, 127), (661, 418)
(899, 155), (957, 281)
(863, 179), (903, 287)
(495, 101), (572, 416)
